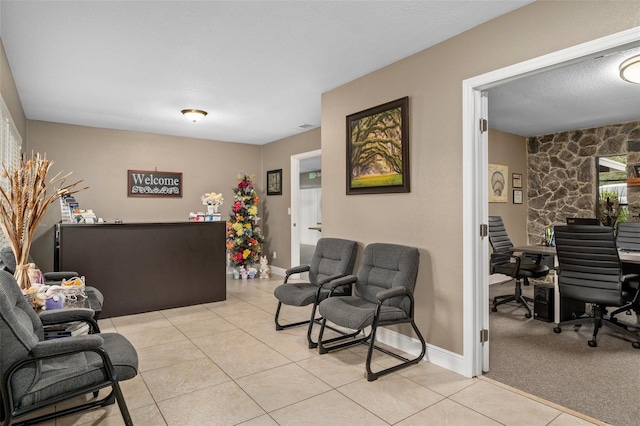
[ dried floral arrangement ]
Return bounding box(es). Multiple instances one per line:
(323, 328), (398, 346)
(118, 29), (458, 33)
(0, 153), (86, 289)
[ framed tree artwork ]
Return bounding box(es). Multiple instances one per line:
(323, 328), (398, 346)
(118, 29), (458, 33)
(346, 97), (410, 195)
(267, 169), (282, 195)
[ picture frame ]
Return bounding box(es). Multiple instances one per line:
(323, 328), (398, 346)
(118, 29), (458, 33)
(346, 96), (410, 195)
(513, 189), (523, 204)
(266, 169), (282, 196)
(512, 173), (523, 189)
(488, 164), (508, 203)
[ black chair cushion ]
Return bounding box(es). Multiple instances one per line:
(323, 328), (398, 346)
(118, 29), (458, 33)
(492, 262), (549, 279)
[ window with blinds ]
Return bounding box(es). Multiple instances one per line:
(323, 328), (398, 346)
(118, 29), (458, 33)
(0, 95), (23, 247)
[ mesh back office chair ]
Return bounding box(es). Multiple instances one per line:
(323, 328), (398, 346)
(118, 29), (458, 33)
(316, 243), (426, 381)
(488, 216), (550, 318)
(553, 225), (640, 348)
(0, 271), (138, 425)
(274, 238), (358, 348)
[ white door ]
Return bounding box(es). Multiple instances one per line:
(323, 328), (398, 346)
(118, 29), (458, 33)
(291, 150), (322, 271)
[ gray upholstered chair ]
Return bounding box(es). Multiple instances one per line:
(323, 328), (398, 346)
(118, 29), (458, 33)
(0, 246), (104, 307)
(0, 270), (138, 425)
(553, 225), (640, 348)
(316, 243), (426, 381)
(274, 238), (358, 348)
(488, 215), (549, 318)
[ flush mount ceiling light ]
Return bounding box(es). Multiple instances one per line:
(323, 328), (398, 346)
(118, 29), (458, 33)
(620, 54), (640, 84)
(181, 109), (208, 122)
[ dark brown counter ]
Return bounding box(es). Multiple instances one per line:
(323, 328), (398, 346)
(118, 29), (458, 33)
(56, 222), (226, 318)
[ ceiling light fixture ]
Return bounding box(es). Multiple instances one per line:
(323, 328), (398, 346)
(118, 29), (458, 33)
(619, 54), (640, 84)
(181, 109), (208, 122)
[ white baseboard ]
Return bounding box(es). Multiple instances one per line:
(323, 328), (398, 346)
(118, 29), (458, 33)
(376, 327), (467, 377)
(269, 266), (286, 277)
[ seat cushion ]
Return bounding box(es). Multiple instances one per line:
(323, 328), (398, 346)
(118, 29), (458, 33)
(493, 262), (548, 279)
(274, 283), (320, 306)
(15, 333), (138, 409)
(319, 296), (407, 330)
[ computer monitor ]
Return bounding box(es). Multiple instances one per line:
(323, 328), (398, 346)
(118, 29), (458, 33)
(565, 217), (601, 226)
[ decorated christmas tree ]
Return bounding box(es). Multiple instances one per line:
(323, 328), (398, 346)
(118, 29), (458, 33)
(226, 173), (265, 272)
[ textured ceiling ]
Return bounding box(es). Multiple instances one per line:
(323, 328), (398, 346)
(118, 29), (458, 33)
(1, 1), (636, 144)
(0, 0), (534, 145)
(488, 44), (640, 137)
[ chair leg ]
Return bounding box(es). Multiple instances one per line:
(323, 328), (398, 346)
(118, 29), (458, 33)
(274, 301), (311, 331)
(317, 318), (365, 354)
(492, 279), (532, 318)
(112, 381), (134, 426)
(554, 305), (640, 348)
(365, 319), (427, 381)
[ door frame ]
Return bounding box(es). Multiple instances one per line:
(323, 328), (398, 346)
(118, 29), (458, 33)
(290, 149), (322, 268)
(462, 27), (640, 377)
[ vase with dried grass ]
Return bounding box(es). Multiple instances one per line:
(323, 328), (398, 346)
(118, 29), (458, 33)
(0, 153), (86, 290)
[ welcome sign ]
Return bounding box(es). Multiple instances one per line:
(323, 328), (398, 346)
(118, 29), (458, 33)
(127, 169), (182, 198)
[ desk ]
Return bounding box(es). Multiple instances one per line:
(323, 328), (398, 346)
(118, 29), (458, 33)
(512, 245), (640, 322)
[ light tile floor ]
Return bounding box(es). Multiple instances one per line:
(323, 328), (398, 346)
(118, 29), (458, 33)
(47, 276), (605, 425)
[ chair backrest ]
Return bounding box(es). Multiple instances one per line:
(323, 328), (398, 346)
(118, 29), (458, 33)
(615, 221), (640, 251)
(355, 243), (419, 314)
(0, 246), (35, 274)
(0, 270), (43, 396)
(309, 238), (358, 285)
(488, 216), (514, 269)
(554, 225), (624, 306)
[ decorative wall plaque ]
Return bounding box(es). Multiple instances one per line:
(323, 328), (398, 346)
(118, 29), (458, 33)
(127, 169), (182, 198)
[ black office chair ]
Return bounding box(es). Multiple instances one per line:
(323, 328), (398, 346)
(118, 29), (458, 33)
(553, 225), (640, 348)
(316, 243), (426, 381)
(616, 221), (640, 251)
(615, 221), (640, 278)
(488, 216), (549, 318)
(273, 238), (358, 348)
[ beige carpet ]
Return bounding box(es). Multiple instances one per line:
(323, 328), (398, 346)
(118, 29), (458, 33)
(486, 279), (640, 426)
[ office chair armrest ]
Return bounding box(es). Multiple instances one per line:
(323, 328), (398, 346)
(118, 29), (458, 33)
(490, 252), (521, 276)
(376, 287), (408, 302)
(31, 334), (104, 358)
(285, 265), (311, 277)
(621, 273), (640, 284)
(317, 273), (347, 286)
(324, 275), (356, 290)
(39, 308), (94, 323)
(43, 271), (79, 281)
(39, 308), (100, 333)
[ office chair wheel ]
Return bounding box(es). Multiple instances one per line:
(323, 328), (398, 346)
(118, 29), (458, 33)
(553, 326), (561, 333)
(632, 342), (640, 349)
(491, 306), (497, 312)
(588, 340), (597, 347)
(524, 312), (532, 318)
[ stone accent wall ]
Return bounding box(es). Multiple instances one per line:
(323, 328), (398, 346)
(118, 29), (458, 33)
(527, 120), (640, 244)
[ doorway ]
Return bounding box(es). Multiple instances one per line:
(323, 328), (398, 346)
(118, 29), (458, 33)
(463, 28), (640, 377)
(290, 149), (322, 273)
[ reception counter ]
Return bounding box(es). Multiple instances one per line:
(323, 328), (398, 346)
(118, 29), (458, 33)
(56, 221), (226, 318)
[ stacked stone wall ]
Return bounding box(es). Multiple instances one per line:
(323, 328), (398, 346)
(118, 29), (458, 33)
(527, 121), (640, 244)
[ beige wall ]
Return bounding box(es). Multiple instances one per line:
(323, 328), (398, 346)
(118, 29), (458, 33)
(2, 0), (639, 356)
(321, 1), (640, 354)
(488, 129), (528, 247)
(26, 121), (262, 269)
(261, 127), (321, 269)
